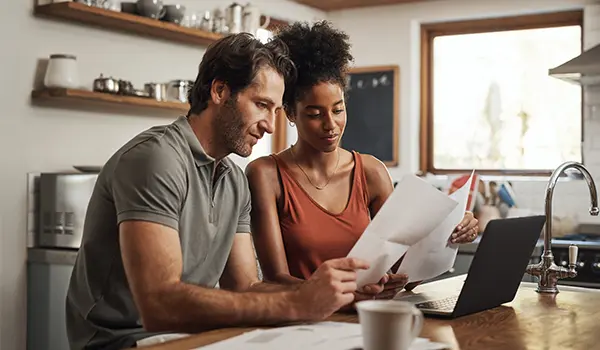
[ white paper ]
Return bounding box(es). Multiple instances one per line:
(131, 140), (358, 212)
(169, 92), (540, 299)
(191, 323), (357, 350)
(397, 171), (474, 282)
(347, 175), (458, 287)
(308, 333), (450, 350)
(193, 322), (450, 350)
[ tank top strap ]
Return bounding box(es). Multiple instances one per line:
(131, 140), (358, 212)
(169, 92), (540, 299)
(349, 151), (371, 211)
(269, 153), (296, 214)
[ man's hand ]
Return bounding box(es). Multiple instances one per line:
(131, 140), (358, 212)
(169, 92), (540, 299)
(450, 211), (479, 244)
(292, 257), (369, 320)
(340, 273), (410, 312)
(354, 273), (409, 301)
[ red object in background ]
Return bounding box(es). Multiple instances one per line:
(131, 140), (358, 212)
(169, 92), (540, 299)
(448, 173), (479, 212)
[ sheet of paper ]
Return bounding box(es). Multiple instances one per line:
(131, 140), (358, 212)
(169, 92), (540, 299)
(193, 322), (450, 350)
(347, 174), (458, 287)
(397, 171), (475, 282)
(191, 322), (359, 350)
(308, 333), (450, 350)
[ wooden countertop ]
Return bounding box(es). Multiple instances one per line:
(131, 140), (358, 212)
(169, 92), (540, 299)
(136, 275), (600, 350)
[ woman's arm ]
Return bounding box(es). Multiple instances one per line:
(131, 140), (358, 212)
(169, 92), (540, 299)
(245, 156), (304, 285)
(360, 154), (394, 218)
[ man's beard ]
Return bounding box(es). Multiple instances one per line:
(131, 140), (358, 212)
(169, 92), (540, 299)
(215, 96), (251, 157)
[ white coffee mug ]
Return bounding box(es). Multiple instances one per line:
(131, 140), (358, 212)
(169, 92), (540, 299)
(356, 300), (424, 350)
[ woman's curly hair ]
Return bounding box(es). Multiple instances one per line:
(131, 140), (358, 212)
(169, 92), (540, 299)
(272, 20), (353, 116)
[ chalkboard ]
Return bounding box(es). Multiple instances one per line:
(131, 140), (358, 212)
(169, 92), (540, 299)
(341, 65), (399, 166)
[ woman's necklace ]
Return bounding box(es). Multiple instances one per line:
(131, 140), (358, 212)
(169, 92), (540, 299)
(290, 144), (340, 190)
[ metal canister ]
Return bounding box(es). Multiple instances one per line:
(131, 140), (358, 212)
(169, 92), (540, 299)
(225, 3), (242, 34)
(166, 80), (190, 103)
(144, 82), (167, 101)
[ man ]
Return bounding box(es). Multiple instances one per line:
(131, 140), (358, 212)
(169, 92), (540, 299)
(65, 33), (379, 350)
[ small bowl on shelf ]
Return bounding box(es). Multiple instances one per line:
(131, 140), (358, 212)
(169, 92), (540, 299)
(162, 4), (186, 24)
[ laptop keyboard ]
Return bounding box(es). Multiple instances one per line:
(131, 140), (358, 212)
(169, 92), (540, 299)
(415, 295), (458, 311)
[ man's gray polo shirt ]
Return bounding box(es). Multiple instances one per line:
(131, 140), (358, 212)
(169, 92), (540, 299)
(65, 116), (251, 350)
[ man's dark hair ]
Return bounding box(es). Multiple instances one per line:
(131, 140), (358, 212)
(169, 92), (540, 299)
(271, 20), (353, 116)
(187, 33), (296, 115)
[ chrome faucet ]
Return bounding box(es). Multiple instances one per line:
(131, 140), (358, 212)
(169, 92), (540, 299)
(526, 161), (599, 293)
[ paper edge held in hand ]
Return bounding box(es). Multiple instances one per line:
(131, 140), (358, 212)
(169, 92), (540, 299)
(347, 174), (459, 287)
(397, 171), (475, 282)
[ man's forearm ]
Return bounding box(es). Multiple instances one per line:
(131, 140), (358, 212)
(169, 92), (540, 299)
(247, 279), (301, 293)
(268, 272), (305, 286)
(144, 282), (304, 333)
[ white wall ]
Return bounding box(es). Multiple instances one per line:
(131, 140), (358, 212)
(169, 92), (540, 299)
(0, 1), (324, 349)
(329, 0), (600, 224)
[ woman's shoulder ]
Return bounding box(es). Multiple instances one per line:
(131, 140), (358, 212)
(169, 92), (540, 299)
(356, 152), (389, 180)
(354, 152), (393, 203)
(245, 154), (279, 182)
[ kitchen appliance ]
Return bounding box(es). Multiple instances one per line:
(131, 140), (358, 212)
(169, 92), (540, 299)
(38, 173), (98, 249)
(549, 233), (600, 289)
(549, 43), (600, 86)
(44, 54), (79, 89)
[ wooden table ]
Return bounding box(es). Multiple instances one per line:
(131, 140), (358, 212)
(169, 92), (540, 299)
(136, 276), (600, 350)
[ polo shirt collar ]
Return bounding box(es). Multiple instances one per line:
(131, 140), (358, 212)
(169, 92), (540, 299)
(175, 116), (215, 167)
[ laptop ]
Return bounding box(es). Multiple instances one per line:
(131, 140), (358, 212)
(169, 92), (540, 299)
(394, 215), (546, 318)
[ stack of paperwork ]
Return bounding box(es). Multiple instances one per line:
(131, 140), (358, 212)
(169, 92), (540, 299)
(347, 171), (474, 287)
(193, 322), (449, 350)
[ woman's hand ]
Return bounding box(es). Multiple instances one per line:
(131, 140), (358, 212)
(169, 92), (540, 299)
(378, 273), (409, 299)
(450, 211), (479, 244)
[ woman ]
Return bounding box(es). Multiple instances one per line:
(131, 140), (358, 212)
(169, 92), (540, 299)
(246, 21), (478, 301)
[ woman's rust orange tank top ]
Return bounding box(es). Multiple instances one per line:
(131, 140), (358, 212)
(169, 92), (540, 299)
(270, 151), (372, 280)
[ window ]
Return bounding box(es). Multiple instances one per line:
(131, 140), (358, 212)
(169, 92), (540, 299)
(420, 11), (583, 175)
(256, 28), (273, 43)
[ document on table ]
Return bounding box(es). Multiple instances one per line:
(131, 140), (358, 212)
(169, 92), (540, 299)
(192, 322), (450, 350)
(346, 174), (459, 288)
(397, 171), (475, 282)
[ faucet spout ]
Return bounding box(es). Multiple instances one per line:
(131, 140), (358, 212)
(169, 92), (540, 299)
(527, 161), (599, 294)
(544, 161), (599, 254)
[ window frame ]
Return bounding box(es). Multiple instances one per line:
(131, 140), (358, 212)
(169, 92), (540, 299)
(419, 10), (584, 176)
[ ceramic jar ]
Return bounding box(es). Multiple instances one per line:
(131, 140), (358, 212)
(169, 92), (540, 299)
(44, 54), (79, 89)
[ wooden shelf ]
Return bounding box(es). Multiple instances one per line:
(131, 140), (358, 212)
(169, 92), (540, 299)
(31, 88), (189, 113)
(34, 2), (223, 46)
